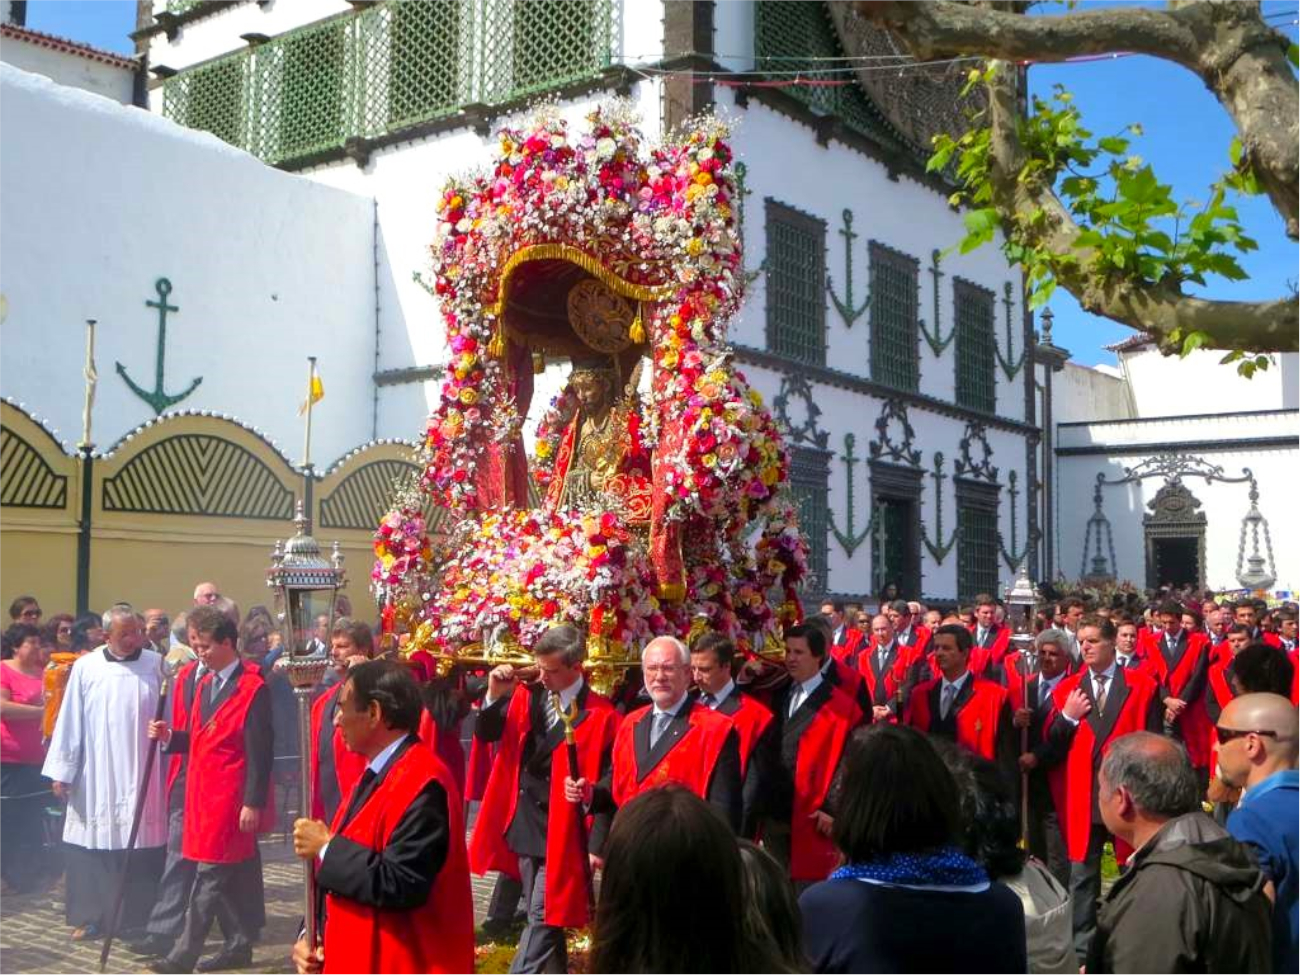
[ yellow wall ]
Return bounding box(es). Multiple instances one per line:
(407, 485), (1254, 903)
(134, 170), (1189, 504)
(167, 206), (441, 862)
(1, 404), (424, 622)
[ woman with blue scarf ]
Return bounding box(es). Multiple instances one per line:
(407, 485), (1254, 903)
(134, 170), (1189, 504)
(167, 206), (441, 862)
(799, 724), (1028, 973)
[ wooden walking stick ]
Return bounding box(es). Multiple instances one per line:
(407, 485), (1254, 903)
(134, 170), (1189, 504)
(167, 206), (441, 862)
(99, 659), (176, 973)
(1020, 652), (1031, 850)
(552, 692), (592, 890)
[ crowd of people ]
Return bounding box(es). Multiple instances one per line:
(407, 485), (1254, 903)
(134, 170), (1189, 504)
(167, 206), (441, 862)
(1, 583), (1296, 974)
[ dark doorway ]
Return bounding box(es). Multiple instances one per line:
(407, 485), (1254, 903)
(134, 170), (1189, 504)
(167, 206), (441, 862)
(1150, 537), (1200, 590)
(872, 496), (919, 599)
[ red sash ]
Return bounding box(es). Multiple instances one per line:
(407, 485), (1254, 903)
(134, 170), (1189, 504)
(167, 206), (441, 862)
(1290, 648), (1298, 707)
(181, 667), (272, 864)
(1142, 630), (1212, 767)
(465, 736), (495, 801)
(831, 628), (865, 664)
(1046, 669), (1160, 862)
(967, 624), (1012, 677)
(324, 744), (474, 974)
(857, 641), (918, 713)
(417, 709), (466, 801)
(720, 693), (773, 776)
(468, 687), (620, 928)
(904, 676), (1008, 760)
(611, 704), (732, 806)
(790, 686), (857, 881)
(310, 683), (368, 821)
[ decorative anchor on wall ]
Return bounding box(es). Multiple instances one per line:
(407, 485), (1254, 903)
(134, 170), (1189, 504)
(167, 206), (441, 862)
(918, 249), (955, 357)
(826, 209), (869, 327)
(922, 451), (959, 564)
(830, 433), (875, 556)
(116, 278), (202, 415)
(999, 469), (1033, 571)
(994, 281), (1026, 380)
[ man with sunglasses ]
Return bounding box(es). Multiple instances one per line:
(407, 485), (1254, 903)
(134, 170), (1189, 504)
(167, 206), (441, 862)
(1218, 693), (1299, 974)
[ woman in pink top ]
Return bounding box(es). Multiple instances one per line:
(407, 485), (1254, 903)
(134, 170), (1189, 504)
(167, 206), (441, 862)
(2, 622), (50, 892)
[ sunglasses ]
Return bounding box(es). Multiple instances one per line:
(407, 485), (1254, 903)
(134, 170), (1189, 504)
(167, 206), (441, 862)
(1215, 726), (1279, 744)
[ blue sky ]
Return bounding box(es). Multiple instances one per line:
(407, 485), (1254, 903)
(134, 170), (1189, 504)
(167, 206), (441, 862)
(22, 0), (1300, 367)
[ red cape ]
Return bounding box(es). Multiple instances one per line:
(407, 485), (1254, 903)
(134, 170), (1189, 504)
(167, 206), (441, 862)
(721, 692), (774, 776)
(1046, 668), (1161, 863)
(611, 703), (731, 806)
(324, 744), (474, 974)
(857, 640), (921, 713)
(967, 624), (1012, 678)
(468, 686), (620, 928)
(831, 627), (865, 664)
(790, 686), (858, 881)
(417, 709), (466, 801)
(904, 675), (1008, 761)
(165, 660), (199, 798)
(182, 667), (273, 863)
(1141, 629), (1212, 767)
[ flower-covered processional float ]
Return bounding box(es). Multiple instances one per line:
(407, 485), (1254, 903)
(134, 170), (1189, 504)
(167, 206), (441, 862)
(373, 101), (808, 692)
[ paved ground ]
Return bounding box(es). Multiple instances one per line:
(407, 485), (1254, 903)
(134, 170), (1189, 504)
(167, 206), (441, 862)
(0, 833), (504, 974)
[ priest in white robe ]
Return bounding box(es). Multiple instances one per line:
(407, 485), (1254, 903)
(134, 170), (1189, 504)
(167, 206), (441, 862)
(43, 605), (168, 939)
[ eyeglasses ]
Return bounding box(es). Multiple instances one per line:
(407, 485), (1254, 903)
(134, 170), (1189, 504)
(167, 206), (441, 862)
(19, 609), (41, 619)
(1215, 726), (1285, 744)
(643, 664), (683, 676)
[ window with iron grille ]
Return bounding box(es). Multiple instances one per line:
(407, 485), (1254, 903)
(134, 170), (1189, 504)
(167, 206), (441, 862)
(790, 447), (832, 596)
(956, 480), (1000, 601)
(869, 242), (920, 391)
(508, 0), (611, 100)
(166, 56), (246, 148)
(765, 199), (826, 366)
(954, 278), (996, 414)
(273, 19), (348, 162)
(385, 1), (463, 127)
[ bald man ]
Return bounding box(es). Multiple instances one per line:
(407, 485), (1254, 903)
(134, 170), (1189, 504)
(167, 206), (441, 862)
(1219, 693), (1299, 974)
(193, 583), (220, 607)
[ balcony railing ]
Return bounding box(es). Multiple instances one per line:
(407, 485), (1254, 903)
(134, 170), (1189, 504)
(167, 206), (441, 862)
(162, 0), (618, 168)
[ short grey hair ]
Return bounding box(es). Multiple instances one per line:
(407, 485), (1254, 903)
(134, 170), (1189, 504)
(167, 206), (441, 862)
(1100, 731), (1200, 818)
(642, 635), (688, 666)
(171, 610), (189, 645)
(102, 603), (135, 629)
(1035, 629), (1068, 652)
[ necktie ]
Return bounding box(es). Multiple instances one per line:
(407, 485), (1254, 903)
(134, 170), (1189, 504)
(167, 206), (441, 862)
(878, 646), (890, 671)
(208, 675), (222, 704)
(788, 686), (804, 718)
(941, 683), (958, 719)
(1039, 680), (1050, 708)
(699, 692), (714, 708)
(1094, 674), (1109, 713)
(1117, 654), (1129, 670)
(343, 768), (378, 825)
(650, 710), (673, 748)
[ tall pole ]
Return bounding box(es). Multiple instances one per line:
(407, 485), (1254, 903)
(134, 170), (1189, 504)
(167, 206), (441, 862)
(302, 356), (317, 535)
(75, 320), (98, 616)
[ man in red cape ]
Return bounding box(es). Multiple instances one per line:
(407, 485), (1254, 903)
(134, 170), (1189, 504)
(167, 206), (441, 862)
(886, 599), (932, 662)
(763, 623), (860, 884)
(292, 660), (473, 975)
(469, 624), (620, 973)
(905, 623), (1014, 769)
(689, 632), (774, 837)
(309, 619), (374, 825)
(147, 606), (273, 974)
(820, 599), (863, 663)
(968, 593), (1013, 678)
(1044, 616), (1162, 964)
(567, 636), (742, 832)
(857, 613), (921, 724)
(1139, 600), (1213, 778)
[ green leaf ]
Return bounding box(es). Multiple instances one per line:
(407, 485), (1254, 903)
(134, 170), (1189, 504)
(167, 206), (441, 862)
(1289, 43), (1299, 68)
(1098, 136), (1129, 155)
(1180, 331), (1211, 357)
(1229, 137), (1243, 166)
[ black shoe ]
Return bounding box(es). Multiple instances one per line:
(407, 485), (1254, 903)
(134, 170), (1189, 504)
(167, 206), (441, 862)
(195, 946), (253, 972)
(125, 934), (174, 957)
(149, 956), (194, 974)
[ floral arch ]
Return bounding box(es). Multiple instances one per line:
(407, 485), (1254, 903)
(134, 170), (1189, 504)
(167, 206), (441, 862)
(373, 102), (807, 689)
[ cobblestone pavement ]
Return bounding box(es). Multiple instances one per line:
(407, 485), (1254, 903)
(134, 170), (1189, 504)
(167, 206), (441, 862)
(0, 834), (501, 974)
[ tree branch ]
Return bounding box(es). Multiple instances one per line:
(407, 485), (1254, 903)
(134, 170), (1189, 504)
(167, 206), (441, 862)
(853, 1), (1297, 239)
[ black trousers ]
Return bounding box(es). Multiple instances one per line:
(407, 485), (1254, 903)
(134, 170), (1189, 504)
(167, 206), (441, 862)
(144, 802), (195, 940)
(64, 844), (165, 931)
(0, 763), (51, 892)
(509, 856), (566, 974)
(171, 860), (256, 965)
(1024, 777), (1070, 888)
(485, 871), (524, 925)
(1068, 823), (1111, 964)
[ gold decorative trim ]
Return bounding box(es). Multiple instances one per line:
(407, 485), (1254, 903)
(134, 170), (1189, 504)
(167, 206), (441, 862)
(488, 244), (676, 358)
(657, 581), (687, 602)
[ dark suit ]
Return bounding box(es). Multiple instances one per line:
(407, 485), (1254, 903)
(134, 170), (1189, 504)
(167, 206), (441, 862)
(703, 687), (774, 839)
(922, 675), (1018, 780)
(475, 684), (611, 974)
(315, 736), (449, 923)
(592, 699), (743, 833)
(1017, 673), (1070, 885)
(167, 664), (273, 967)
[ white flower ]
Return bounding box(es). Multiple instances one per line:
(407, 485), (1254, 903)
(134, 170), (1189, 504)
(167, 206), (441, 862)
(596, 137), (617, 160)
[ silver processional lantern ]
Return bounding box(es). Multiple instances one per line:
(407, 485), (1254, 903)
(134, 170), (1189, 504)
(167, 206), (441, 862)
(267, 500), (345, 954)
(1004, 559), (1040, 850)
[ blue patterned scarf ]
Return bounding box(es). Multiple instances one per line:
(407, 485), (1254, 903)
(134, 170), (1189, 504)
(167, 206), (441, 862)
(830, 846), (988, 887)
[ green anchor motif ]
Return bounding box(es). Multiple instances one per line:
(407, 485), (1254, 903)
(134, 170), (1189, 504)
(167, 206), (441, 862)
(826, 209), (869, 327)
(116, 278), (202, 415)
(999, 469), (1034, 570)
(994, 281), (1027, 380)
(922, 451), (959, 564)
(829, 432), (875, 556)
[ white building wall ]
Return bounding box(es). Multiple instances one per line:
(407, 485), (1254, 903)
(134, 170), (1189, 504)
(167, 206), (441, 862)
(1054, 360), (1132, 424)
(0, 30), (135, 103)
(1055, 411), (1298, 591)
(146, 0), (356, 72)
(1120, 345), (1300, 418)
(0, 63), (376, 464)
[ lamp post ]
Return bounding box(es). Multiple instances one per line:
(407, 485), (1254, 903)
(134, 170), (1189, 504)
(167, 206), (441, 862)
(1004, 559), (1040, 848)
(267, 501), (345, 955)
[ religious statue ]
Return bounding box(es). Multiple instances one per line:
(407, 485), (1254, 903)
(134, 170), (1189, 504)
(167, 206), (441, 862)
(555, 361), (626, 509)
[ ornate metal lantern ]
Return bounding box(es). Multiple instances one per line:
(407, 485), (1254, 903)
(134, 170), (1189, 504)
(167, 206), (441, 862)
(266, 500), (345, 953)
(1004, 560), (1040, 669)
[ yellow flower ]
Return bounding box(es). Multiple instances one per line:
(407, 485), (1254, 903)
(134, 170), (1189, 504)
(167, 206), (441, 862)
(686, 237), (705, 256)
(761, 466), (779, 486)
(661, 349), (679, 369)
(694, 171), (713, 185)
(702, 453), (718, 468)
(459, 387), (478, 405)
(536, 441), (552, 459)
